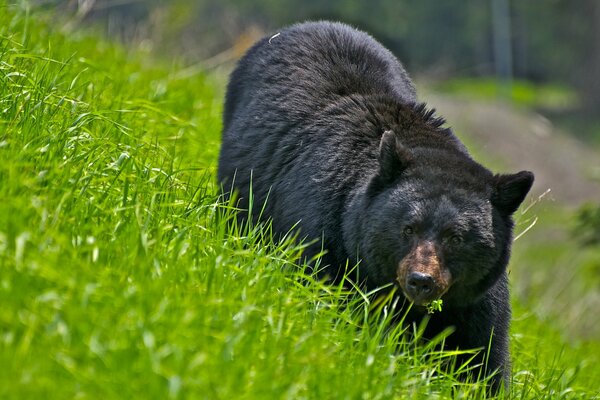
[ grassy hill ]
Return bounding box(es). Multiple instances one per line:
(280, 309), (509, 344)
(1, 4), (598, 399)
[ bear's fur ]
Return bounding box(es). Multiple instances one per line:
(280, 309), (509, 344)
(218, 21), (534, 391)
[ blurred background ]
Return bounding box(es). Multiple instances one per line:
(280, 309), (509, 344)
(37, 0), (600, 338)
(44, 0), (600, 120)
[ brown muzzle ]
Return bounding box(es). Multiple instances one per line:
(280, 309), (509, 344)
(396, 241), (452, 305)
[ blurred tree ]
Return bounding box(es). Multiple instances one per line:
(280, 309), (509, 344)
(580, 0), (600, 113)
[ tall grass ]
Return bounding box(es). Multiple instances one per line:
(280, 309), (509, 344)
(1, 3), (598, 399)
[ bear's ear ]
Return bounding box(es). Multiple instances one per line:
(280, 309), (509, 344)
(377, 130), (412, 185)
(491, 171), (534, 215)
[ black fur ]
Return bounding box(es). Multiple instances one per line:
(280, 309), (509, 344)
(218, 21), (534, 392)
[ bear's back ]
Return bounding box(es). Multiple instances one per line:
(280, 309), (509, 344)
(222, 21), (416, 133)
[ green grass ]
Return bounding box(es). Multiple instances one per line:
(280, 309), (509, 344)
(1, 3), (599, 399)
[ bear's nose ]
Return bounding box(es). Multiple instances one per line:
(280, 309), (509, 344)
(406, 272), (434, 301)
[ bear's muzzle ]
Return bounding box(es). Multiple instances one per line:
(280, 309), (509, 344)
(396, 241), (452, 306)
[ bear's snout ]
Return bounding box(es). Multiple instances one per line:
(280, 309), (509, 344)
(397, 241), (452, 305)
(406, 271), (435, 301)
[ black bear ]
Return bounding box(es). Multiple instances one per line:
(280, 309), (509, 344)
(218, 21), (534, 391)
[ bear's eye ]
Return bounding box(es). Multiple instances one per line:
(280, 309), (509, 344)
(449, 234), (462, 246)
(403, 226), (414, 236)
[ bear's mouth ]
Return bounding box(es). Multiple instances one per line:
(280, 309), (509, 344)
(397, 280), (450, 307)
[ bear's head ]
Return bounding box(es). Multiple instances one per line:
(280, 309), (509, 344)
(346, 130), (534, 309)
